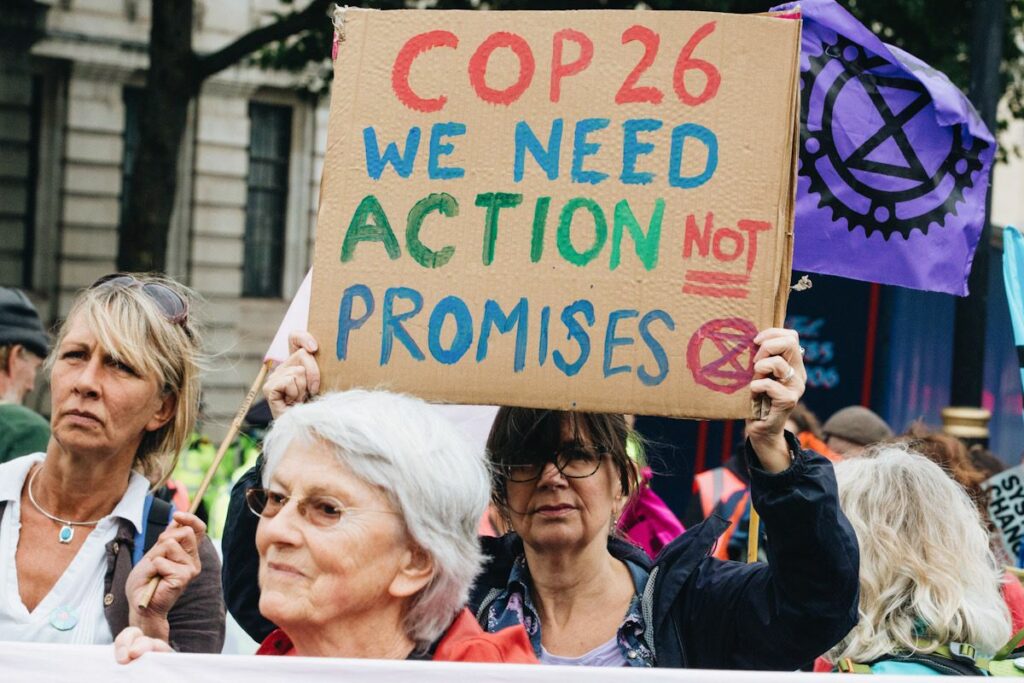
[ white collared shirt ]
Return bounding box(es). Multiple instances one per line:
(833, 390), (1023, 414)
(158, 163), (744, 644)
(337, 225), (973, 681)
(0, 453), (150, 644)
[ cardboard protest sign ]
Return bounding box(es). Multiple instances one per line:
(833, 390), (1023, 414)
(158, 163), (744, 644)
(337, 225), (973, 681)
(983, 466), (1024, 560)
(310, 8), (800, 418)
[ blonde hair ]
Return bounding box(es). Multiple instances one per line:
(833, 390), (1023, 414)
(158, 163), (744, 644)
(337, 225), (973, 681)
(827, 443), (1010, 663)
(47, 274), (203, 487)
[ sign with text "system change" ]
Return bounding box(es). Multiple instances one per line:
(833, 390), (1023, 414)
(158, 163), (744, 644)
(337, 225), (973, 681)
(310, 9), (800, 419)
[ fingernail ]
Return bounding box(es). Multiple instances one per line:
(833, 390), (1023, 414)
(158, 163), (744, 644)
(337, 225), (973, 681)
(309, 340), (318, 352)
(115, 646), (126, 661)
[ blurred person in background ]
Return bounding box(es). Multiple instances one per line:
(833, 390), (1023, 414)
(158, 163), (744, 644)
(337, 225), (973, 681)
(0, 287), (50, 463)
(968, 445), (1008, 481)
(785, 402), (840, 461)
(898, 423), (1024, 631)
(683, 401), (838, 562)
(822, 405), (893, 457)
(821, 444), (1011, 675)
(206, 400), (272, 541)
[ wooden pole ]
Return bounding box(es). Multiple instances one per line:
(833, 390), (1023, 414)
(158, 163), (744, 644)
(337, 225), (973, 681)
(138, 360), (272, 610)
(747, 507), (761, 563)
(747, 399), (770, 564)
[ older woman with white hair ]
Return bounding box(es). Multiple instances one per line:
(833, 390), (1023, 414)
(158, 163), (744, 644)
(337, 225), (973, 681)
(119, 389), (535, 662)
(823, 443), (1011, 675)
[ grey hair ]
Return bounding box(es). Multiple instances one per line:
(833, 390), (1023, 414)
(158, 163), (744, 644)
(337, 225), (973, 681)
(261, 389), (490, 651)
(827, 443), (1010, 663)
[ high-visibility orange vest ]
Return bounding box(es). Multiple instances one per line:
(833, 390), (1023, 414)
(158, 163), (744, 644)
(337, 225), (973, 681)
(694, 467), (749, 561)
(798, 431), (843, 463)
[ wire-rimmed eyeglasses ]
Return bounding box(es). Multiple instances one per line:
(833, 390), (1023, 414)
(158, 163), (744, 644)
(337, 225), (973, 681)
(500, 446), (607, 483)
(245, 487), (400, 529)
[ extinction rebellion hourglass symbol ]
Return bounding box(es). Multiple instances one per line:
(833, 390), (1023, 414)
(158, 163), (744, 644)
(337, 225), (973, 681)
(800, 35), (986, 240)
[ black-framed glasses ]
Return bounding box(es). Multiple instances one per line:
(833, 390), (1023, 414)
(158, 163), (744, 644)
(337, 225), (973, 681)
(90, 274), (190, 329)
(500, 446), (606, 483)
(245, 487), (399, 529)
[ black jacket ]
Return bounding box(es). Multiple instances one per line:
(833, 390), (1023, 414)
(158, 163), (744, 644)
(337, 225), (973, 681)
(222, 435), (859, 669)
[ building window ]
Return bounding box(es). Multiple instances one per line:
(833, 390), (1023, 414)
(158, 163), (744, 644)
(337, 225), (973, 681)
(22, 75), (42, 287)
(244, 102), (292, 298)
(0, 74), (42, 288)
(119, 87), (142, 233)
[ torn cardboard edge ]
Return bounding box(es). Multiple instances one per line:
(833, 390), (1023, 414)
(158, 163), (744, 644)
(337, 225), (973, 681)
(312, 9), (803, 421)
(754, 17), (802, 421)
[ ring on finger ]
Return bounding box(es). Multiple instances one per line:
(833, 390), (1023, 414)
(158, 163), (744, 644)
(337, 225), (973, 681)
(799, 346), (806, 356)
(779, 366), (796, 384)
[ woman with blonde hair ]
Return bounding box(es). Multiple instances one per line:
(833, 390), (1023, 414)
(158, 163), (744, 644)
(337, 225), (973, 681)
(824, 443), (1010, 674)
(0, 274), (224, 652)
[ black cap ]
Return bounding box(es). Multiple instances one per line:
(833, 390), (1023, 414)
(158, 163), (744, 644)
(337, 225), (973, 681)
(0, 288), (49, 358)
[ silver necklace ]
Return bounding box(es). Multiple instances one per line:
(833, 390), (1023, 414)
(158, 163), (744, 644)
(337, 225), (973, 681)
(26, 466), (104, 544)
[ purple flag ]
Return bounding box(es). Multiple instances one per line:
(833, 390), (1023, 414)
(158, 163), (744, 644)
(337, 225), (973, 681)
(772, 0), (995, 296)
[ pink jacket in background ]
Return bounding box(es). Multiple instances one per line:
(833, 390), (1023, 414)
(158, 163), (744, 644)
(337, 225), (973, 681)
(617, 467), (686, 559)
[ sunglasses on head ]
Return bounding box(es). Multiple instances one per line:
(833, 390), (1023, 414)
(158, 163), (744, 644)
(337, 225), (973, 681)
(90, 274), (191, 333)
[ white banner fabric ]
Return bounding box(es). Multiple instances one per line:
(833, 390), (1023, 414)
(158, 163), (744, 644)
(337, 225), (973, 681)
(0, 641), (995, 682)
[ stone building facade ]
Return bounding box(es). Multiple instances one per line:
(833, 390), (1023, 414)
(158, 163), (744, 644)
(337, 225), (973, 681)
(1, 0), (329, 436)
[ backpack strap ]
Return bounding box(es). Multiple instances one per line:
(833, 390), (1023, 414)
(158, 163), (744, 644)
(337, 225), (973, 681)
(132, 494), (175, 566)
(900, 652), (985, 676)
(835, 658), (874, 674)
(836, 648), (987, 676)
(996, 627), (1024, 660)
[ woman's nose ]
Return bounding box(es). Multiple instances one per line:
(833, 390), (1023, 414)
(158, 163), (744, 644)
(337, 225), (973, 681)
(73, 356), (103, 397)
(260, 500), (305, 545)
(537, 461), (568, 487)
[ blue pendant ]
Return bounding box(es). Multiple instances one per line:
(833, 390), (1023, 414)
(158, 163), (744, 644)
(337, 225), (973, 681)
(58, 525), (73, 544)
(49, 605), (78, 631)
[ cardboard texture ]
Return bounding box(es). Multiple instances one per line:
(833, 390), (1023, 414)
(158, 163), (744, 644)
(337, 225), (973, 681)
(310, 8), (800, 418)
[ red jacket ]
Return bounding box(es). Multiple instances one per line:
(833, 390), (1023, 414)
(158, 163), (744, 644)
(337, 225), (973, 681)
(257, 608), (537, 663)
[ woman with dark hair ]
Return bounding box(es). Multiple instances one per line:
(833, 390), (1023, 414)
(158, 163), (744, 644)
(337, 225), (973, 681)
(969, 444), (1007, 480)
(222, 328), (859, 669)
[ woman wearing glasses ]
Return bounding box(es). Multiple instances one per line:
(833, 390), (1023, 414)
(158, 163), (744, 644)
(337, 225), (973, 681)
(0, 274), (224, 652)
(223, 327), (859, 668)
(119, 390), (536, 662)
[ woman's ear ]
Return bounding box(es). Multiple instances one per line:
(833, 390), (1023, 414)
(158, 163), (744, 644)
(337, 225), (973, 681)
(389, 544), (435, 599)
(612, 492), (627, 522)
(145, 392), (177, 433)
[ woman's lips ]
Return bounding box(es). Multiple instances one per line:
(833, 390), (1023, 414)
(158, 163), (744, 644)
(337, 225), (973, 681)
(535, 504), (575, 517)
(267, 561), (306, 579)
(63, 410), (102, 426)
